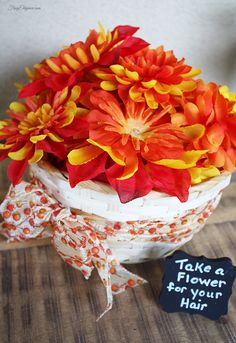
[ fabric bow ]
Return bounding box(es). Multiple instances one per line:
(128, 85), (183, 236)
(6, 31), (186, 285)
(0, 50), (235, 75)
(0, 181), (147, 320)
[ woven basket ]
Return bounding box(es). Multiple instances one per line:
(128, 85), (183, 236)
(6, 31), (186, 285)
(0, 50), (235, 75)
(30, 161), (231, 264)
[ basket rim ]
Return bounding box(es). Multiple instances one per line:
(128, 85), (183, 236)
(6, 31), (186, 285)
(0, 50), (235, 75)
(34, 160), (231, 197)
(29, 161), (232, 221)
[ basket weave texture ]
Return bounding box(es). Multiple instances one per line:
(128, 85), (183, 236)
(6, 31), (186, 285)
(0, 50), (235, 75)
(29, 162), (231, 263)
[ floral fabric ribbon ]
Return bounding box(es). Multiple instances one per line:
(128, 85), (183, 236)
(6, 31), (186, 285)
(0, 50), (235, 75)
(0, 181), (147, 320)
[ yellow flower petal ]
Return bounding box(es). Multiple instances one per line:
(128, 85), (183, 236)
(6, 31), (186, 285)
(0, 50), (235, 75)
(0, 121), (8, 129)
(116, 158), (139, 180)
(76, 47), (89, 64)
(68, 145), (102, 165)
(58, 87), (69, 104)
(9, 102), (26, 113)
(47, 133), (64, 142)
(58, 101), (77, 128)
(61, 64), (71, 74)
(90, 44), (100, 62)
(25, 66), (34, 78)
(190, 166), (220, 185)
(28, 149), (44, 164)
(69, 86), (81, 101)
(87, 139), (125, 166)
(115, 75), (131, 85)
(154, 83), (170, 94)
(219, 85), (236, 102)
(14, 83), (24, 91)
(30, 135), (47, 143)
(110, 64), (125, 76)
(63, 54), (81, 70)
(45, 59), (63, 73)
(141, 80), (157, 88)
(0, 143), (14, 150)
(169, 85), (182, 96)
(41, 103), (51, 115)
(182, 124), (205, 140)
(144, 91), (158, 109)
(153, 150), (208, 169)
(129, 86), (143, 101)
(124, 69), (139, 81)
(179, 80), (197, 91)
(101, 81), (117, 91)
(8, 142), (32, 160)
(181, 68), (202, 78)
(77, 107), (89, 116)
(98, 21), (106, 42)
(93, 71), (113, 80)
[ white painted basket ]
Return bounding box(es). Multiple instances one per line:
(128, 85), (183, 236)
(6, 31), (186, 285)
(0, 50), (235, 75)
(30, 161), (231, 263)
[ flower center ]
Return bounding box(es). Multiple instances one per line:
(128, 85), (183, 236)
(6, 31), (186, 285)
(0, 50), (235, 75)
(123, 118), (149, 140)
(18, 104), (53, 135)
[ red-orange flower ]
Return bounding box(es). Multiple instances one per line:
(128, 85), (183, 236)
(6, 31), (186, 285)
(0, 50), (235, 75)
(92, 46), (201, 109)
(67, 90), (206, 202)
(19, 24), (149, 97)
(0, 86), (87, 185)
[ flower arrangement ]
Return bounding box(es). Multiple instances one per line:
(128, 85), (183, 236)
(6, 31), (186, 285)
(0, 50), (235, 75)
(1, 23), (236, 204)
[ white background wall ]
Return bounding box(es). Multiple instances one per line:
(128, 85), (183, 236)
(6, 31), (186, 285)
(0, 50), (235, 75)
(0, 0), (236, 114)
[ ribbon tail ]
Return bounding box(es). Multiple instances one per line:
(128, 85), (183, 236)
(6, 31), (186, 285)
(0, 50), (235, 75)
(52, 225), (95, 279)
(92, 241), (147, 321)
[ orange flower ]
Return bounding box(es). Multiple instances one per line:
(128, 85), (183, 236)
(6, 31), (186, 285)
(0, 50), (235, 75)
(19, 24), (148, 97)
(0, 86), (87, 184)
(92, 46), (201, 109)
(67, 90), (206, 201)
(171, 80), (236, 174)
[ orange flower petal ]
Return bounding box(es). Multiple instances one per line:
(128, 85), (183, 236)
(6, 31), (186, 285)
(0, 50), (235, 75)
(184, 102), (200, 124)
(171, 112), (188, 126)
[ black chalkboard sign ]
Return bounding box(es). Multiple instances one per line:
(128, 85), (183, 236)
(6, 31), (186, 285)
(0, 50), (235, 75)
(159, 250), (236, 320)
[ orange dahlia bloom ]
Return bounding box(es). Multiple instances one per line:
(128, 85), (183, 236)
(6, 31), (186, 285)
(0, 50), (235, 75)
(171, 80), (236, 180)
(19, 24), (148, 98)
(92, 46), (201, 109)
(0, 86), (87, 184)
(67, 90), (206, 202)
